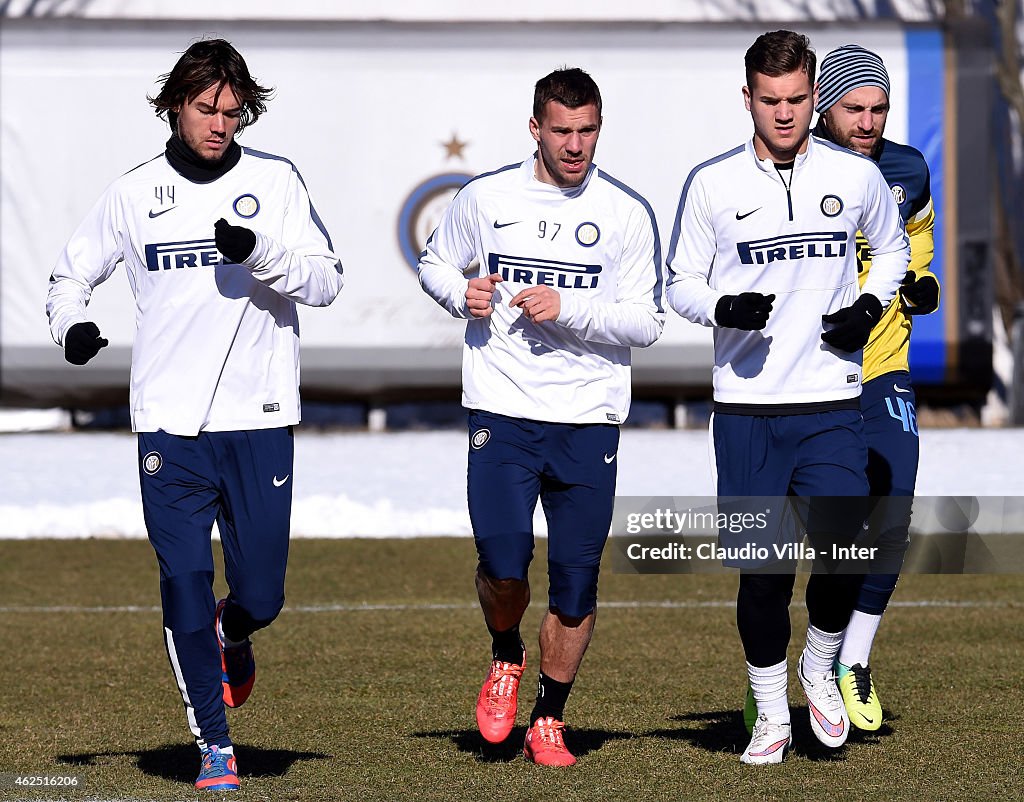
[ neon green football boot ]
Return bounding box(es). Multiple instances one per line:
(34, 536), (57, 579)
(743, 683), (757, 735)
(836, 661), (882, 731)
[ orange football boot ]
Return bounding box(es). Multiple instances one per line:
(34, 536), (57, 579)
(475, 652), (525, 743)
(523, 716), (576, 766)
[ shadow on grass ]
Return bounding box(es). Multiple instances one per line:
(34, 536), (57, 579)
(410, 727), (633, 763)
(57, 743), (330, 784)
(846, 708), (899, 743)
(647, 706), (884, 762)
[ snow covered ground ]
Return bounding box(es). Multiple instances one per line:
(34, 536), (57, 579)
(2, 428), (1021, 538)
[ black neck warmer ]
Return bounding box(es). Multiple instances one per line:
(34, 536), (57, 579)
(164, 134), (241, 182)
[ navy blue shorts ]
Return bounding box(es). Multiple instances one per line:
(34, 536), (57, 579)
(467, 410), (618, 618)
(713, 409), (869, 569)
(713, 409), (868, 497)
(138, 427), (294, 633)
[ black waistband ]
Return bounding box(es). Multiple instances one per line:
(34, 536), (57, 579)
(713, 397), (860, 417)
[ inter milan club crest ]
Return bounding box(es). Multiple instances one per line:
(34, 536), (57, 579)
(233, 193), (260, 219)
(143, 451), (163, 475)
(820, 195), (844, 217)
(575, 222), (601, 247)
(890, 184), (906, 205)
(471, 428), (491, 450)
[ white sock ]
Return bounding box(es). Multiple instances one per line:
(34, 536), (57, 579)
(208, 744), (234, 755)
(802, 625), (844, 677)
(748, 660), (789, 724)
(838, 610), (882, 668)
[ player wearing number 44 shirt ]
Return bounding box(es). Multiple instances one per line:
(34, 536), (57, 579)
(418, 67), (664, 767)
(46, 39), (343, 792)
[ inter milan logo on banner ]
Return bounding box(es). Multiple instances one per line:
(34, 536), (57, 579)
(397, 173), (472, 271)
(397, 131), (476, 272)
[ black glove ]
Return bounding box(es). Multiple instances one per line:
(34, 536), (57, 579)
(64, 321), (108, 365)
(715, 292), (775, 331)
(214, 218), (257, 264)
(899, 271), (939, 315)
(821, 294), (883, 352)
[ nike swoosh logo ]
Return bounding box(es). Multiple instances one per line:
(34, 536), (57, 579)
(493, 220), (521, 229)
(808, 701), (845, 738)
(735, 208), (761, 220)
(272, 475), (290, 487)
(860, 714), (875, 724)
(148, 207), (178, 218)
(894, 385), (911, 394)
(604, 453), (616, 464)
(750, 737), (790, 756)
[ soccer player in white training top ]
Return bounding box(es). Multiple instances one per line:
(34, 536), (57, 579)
(47, 38), (344, 791)
(666, 30), (910, 765)
(419, 67), (664, 766)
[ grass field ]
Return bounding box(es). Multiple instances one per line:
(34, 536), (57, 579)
(0, 538), (1021, 802)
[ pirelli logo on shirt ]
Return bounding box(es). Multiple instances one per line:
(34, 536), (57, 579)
(487, 253), (602, 289)
(144, 238), (226, 271)
(736, 231), (847, 265)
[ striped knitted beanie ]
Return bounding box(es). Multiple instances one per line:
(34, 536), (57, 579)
(815, 44), (890, 113)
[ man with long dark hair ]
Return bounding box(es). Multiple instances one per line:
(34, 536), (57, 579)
(666, 30), (910, 764)
(47, 39), (343, 790)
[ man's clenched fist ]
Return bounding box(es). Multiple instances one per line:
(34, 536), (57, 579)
(466, 273), (503, 318)
(64, 321), (108, 365)
(214, 218), (257, 264)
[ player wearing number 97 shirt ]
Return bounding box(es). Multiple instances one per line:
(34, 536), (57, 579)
(418, 67), (664, 766)
(45, 39), (343, 791)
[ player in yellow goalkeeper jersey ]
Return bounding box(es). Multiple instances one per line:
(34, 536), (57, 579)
(813, 43), (940, 733)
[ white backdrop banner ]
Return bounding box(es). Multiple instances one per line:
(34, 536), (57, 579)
(0, 1), (942, 23)
(0, 19), (929, 402)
